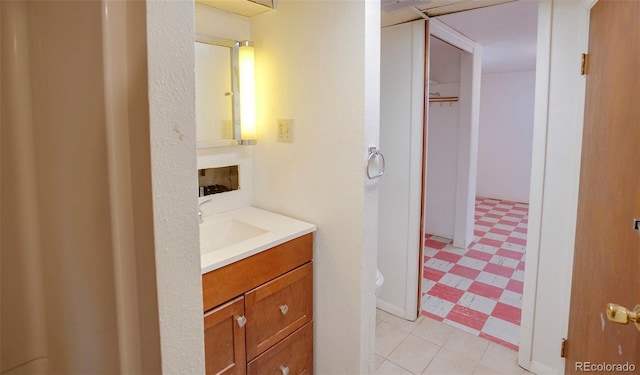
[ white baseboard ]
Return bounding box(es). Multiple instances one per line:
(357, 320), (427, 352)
(376, 299), (414, 321)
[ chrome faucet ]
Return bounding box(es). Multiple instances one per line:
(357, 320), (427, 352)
(198, 198), (212, 223)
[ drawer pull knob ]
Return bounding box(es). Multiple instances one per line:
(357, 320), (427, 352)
(279, 304), (289, 315)
(280, 365), (289, 375)
(236, 315), (247, 327)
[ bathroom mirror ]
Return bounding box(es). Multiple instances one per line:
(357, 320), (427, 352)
(195, 34), (240, 148)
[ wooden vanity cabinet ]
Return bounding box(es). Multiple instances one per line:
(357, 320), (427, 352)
(202, 233), (313, 375)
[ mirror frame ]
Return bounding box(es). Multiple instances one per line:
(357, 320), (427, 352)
(195, 33), (241, 148)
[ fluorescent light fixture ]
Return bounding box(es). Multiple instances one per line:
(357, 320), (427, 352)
(237, 40), (256, 145)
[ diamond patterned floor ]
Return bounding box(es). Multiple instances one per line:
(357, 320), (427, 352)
(422, 197), (528, 351)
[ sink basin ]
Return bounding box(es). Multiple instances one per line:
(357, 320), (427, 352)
(200, 218), (268, 254)
(199, 206), (316, 274)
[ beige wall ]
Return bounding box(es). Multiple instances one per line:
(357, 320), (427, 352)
(251, 1), (380, 372)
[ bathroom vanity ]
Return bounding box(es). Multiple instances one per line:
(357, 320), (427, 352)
(200, 207), (315, 375)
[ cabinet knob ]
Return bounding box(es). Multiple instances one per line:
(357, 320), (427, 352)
(236, 315), (247, 327)
(280, 365), (289, 375)
(279, 304), (289, 315)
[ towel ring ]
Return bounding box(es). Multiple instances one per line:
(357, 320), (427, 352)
(367, 146), (385, 180)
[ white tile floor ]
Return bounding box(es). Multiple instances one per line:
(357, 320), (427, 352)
(375, 309), (531, 375)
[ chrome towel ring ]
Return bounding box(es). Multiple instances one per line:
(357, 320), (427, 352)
(366, 146), (386, 180)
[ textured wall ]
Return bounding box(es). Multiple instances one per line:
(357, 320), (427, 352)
(146, 1), (204, 373)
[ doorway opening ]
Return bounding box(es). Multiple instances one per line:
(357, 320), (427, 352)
(421, 1), (537, 351)
(376, 1), (537, 370)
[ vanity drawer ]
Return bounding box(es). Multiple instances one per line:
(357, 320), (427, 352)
(247, 322), (313, 375)
(202, 233), (313, 312)
(245, 262), (313, 360)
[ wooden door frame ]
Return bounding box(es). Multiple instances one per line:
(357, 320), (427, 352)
(419, 19), (482, 310)
(415, 19), (481, 317)
(518, 0), (596, 372)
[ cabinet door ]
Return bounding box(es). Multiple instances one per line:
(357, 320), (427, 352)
(245, 262), (313, 359)
(204, 296), (246, 375)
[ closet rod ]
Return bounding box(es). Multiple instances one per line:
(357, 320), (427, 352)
(429, 97), (458, 103)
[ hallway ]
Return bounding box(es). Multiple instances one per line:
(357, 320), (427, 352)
(422, 197), (528, 350)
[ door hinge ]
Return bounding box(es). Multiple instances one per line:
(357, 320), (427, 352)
(581, 53), (589, 75)
(561, 338), (568, 358)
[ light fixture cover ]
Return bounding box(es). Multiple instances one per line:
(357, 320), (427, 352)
(238, 41), (256, 144)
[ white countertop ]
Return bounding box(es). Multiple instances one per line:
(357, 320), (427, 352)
(200, 206), (316, 274)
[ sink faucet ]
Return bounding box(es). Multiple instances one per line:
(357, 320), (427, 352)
(198, 198), (212, 223)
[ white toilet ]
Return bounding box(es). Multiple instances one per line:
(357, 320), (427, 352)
(375, 268), (384, 295)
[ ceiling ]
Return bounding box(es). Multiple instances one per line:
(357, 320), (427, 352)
(436, 0), (538, 73)
(382, 0), (539, 74)
(381, 0), (515, 27)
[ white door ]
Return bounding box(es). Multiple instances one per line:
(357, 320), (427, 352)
(377, 20), (426, 320)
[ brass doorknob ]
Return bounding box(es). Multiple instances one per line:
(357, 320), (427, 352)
(606, 303), (640, 331)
